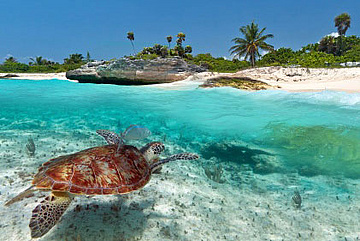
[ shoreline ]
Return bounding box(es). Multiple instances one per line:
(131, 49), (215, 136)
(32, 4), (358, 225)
(2, 67), (360, 93)
(0, 72), (68, 80)
(205, 67), (360, 93)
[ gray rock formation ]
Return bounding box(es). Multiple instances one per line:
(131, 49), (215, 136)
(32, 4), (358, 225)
(66, 57), (206, 85)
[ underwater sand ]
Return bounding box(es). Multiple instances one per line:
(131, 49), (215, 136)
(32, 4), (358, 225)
(1, 79), (360, 240)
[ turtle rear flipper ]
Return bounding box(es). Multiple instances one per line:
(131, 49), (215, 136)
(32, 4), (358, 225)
(29, 192), (73, 238)
(150, 153), (199, 172)
(5, 185), (35, 206)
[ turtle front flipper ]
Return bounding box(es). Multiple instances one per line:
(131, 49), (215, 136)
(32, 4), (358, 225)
(150, 153), (199, 172)
(29, 192), (73, 238)
(96, 129), (123, 145)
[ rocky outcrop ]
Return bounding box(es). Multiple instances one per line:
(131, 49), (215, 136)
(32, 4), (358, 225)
(0, 74), (20, 79)
(200, 76), (271, 90)
(66, 57), (206, 85)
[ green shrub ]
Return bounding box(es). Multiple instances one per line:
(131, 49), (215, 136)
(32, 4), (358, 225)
(137, 53), (158, 60)
(289, 51), (340, 67)
(258, 48), (297, 66)
(342, 45), (360, 62)
(188, 53), (250, 72)
(0, 62), (29, 72)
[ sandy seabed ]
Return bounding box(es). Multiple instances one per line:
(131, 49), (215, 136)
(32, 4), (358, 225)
(1, 129), (360, 241)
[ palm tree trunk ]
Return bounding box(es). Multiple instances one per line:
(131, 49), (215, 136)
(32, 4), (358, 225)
(251, 54), (255, 67)
(337, 35), (343, 56)
(131, 41), (136, 55)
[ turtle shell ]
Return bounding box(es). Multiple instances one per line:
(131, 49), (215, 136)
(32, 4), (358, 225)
(32, 145), (151, 195)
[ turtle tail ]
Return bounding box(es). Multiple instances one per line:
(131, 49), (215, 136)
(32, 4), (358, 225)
(4, 185), (35, 206)
(150, 153), (199, 172)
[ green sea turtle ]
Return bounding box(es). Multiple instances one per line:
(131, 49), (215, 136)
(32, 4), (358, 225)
(5, 130), (199, 238)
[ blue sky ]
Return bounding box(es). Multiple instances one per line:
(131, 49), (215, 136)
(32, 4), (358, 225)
(1, 0), (359, 63)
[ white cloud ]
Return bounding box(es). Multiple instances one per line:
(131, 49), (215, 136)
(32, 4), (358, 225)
(259, 49), (269, 56)
(327, 32), (339, 38)
(317, 32), (340, 43)
(4, 53), (13, 60)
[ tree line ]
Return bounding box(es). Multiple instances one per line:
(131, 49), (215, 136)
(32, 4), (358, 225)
(0, 12), (358, 73)
(126, 31), (192, 59)
(0, 53), (92, 73)
(231, 13), (358, 68)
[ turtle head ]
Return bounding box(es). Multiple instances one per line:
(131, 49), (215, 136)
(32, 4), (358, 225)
(140, 142), (165, 162)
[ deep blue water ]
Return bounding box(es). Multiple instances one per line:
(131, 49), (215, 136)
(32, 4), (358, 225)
(1, 79), (360, 177)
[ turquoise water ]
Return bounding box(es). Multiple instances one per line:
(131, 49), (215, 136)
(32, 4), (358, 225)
(2, 79), (360, 240)
(2, 79), (360, 177)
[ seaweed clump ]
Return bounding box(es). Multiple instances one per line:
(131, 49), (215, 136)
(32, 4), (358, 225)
(200, 141), (279, 174)
(265, 123), (360, 178)
(204, 164), (225, 183)
(200, 76), (271, 91)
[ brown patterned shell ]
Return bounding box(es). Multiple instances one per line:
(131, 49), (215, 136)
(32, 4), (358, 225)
(32, 145), (151, 195)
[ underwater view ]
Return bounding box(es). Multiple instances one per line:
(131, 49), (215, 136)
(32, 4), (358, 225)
(1, 79), (360, 240)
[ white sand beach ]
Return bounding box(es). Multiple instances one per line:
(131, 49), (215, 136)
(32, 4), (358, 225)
(207, 67), (360, 93)
(3, 67), (360, 93)
(0, 72), (68, 80)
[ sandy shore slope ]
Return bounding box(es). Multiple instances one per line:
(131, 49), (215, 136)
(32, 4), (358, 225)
(0, 72), (68, 80)
(208, 67), (360, 93)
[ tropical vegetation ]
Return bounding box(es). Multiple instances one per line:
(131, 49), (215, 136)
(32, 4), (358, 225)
(132, 32), (193, 60)
(258, 13), (360, 68)
(0, 54), (87, 73)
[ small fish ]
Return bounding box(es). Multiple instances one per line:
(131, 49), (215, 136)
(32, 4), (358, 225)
(122, 125), (151, 141)
(26, 137), (36, 157)
(292, 190), (302, 208)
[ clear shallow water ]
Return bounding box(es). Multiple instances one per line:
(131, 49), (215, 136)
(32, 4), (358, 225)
(2, 79), (360, 240)
(1, 79), (360, 177)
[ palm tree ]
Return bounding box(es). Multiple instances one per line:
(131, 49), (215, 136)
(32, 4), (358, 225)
(229, 21), (274, 67)
(5, 56), (17, 63)
(335, 13), (351, 36)
(166, 36), (172, 49)
(30, 56), (45, 65)
(176, 32), (186, 47)
(319, 36), (336, 54)
(127, 31), (136, 55)
(64, 54), (84, 65)
(86, 51), (91, 62)
(334, 13), (351, 56)
(184, 45), (192, 54)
